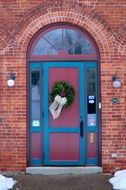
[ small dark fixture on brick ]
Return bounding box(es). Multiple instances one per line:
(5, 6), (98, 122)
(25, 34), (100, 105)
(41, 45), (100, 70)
(112, 76), (121, 88)
(7, 71), (16, 87)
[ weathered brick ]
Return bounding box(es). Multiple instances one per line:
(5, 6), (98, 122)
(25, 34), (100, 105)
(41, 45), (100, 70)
(0, 0), (126, 172)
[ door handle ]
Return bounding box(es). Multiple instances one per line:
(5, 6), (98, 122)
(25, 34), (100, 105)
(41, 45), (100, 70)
(80, 119), (84, 137)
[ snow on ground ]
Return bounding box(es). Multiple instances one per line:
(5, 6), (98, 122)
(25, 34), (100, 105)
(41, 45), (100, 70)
(109, 170), (126, 190)
(0, 174), (16, 190)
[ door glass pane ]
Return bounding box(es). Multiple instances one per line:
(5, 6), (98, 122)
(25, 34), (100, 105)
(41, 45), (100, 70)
(78, 37), (94, 54)
(33, 38), (58, 55)
(31, 27), (95, 56)
(87, 68), (96, 126)
(44, 29), (62, 51)
(64, 29), (80, 49)
(64, 29), (94, 54)
(48, 67), (79, 127)
(31, 70), (40, 126)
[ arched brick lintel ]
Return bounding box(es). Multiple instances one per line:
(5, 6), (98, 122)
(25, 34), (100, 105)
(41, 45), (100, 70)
(16, 11), (113, 61)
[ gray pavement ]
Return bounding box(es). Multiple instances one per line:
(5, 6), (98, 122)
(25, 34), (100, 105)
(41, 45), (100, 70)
(12, 173), (113, 190)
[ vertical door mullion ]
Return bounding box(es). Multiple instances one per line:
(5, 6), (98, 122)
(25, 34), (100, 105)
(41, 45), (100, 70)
(43, 63), (49, 164)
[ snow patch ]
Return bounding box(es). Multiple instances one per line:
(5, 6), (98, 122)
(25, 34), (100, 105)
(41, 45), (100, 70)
(0, 174), (16, 190)
(109, 170), (126, 190)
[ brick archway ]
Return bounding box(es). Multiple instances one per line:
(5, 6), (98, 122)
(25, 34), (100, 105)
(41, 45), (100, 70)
(27, 22), (100, 166)
(17, 11), (112, 60)
(16, 10), (113, 171)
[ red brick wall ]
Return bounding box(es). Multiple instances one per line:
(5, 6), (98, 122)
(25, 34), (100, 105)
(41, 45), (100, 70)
(0, 0), (126, 172)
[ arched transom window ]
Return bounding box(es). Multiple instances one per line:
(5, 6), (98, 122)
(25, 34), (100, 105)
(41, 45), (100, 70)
(29, 25), (98, 60)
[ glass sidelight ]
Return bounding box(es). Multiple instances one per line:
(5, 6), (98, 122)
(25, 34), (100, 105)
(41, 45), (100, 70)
(87, 68), (96, 127)
(86, 64), (98, 165)
(30, 66), (42, 165)
(31, 70), (40, 127)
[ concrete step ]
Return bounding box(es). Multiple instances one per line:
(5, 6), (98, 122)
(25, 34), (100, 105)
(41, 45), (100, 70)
(26, 166), (103, 175)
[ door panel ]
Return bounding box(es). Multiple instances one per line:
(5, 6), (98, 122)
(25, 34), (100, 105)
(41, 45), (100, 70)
(49, 133), (80, 161)
(44, 62), (84, 165)
(31, 133), (41, 158)
(48, 68), (79, 127)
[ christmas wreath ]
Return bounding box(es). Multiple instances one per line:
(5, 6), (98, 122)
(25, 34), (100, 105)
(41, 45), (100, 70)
(50, 81), (75, 108)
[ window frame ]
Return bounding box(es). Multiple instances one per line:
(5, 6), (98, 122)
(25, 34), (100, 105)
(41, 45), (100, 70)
(28, 24), (98, 61)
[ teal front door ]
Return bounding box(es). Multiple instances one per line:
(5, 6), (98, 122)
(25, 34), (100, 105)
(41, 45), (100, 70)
(44, 62), (84, 165)
(29, 61), (98, 166)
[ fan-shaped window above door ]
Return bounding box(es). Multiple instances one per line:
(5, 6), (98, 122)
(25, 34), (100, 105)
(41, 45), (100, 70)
(29, 25), (98, 60)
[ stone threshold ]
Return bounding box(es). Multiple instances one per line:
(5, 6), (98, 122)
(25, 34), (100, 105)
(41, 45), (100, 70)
(26, 166), (103, 175)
